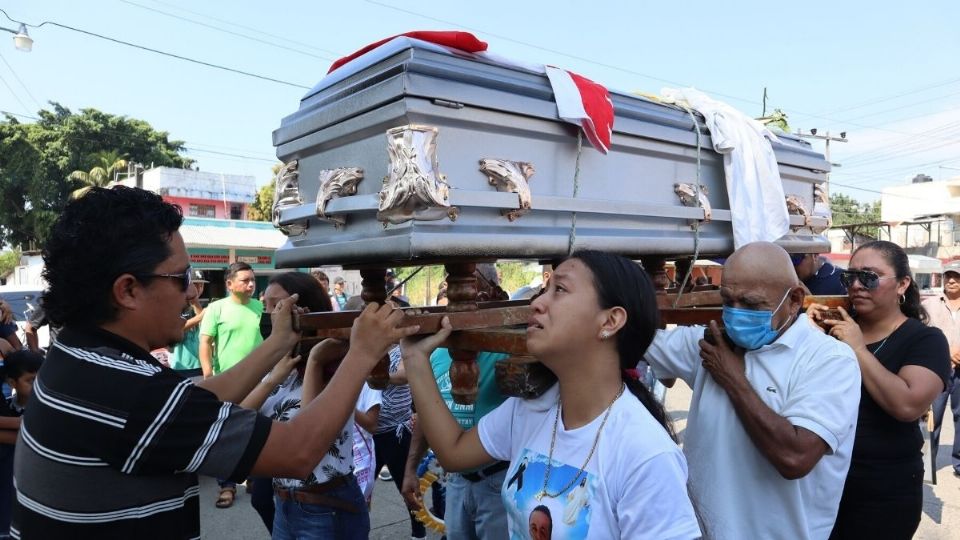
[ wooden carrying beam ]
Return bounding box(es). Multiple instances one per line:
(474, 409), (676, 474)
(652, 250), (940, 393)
(299, 305), (532, 339)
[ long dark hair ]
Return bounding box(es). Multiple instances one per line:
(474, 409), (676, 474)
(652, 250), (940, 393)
(565, 250), (676, 441)
(854, 241), (927, 323)
(268, 272), (333, 313)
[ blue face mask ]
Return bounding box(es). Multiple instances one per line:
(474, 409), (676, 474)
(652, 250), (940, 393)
(721, 289), (792, 350)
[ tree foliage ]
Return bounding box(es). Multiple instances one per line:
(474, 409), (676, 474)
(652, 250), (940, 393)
(248, 163), (283, 222)
(757, 108), (791, 133)
(830, 192), (882, 227)
(394, 262), (540, 306)
(68, 149), (128, 198)
(0, 249), (21, 280)
(0, 103), (192, 248)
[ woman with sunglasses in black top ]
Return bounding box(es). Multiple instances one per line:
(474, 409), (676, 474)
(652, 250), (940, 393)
(808, 240), (950, 539)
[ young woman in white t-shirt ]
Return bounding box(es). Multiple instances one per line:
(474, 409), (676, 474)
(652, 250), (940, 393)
(404, 251), (702, 539)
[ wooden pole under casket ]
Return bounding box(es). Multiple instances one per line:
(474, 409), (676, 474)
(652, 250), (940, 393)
(444, 262), (480, 405)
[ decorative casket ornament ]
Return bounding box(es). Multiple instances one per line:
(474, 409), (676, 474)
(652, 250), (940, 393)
(377, 125), (457, 225)
(479, 158), (535, 221)
(272, 160), (306, 237)
(316, 167), (364, 227)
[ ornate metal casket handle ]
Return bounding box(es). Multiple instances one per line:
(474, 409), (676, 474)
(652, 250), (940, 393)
(272, 159), (308, 236)
(785, 194), (811, 231)
(377, 125), (458, 225)
(674, 183), (712, 226)
(479, 158), (535, 221)
(315, 167), (364, 228)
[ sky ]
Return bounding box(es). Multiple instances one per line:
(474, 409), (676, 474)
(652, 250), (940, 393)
(1, 0), (958, 211)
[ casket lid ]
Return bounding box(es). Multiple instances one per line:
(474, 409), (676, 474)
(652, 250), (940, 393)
(276, 37), (826, 173)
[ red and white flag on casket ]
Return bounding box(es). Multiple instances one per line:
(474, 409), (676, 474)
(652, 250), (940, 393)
(544, 67), (614, 154)
(329, 31), (614, 154)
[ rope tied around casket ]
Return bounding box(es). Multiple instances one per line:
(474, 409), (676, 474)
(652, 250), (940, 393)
(567, 130), (583, 256)
(673, 105), (705, 308)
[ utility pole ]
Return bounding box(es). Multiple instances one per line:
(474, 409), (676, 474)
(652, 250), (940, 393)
(796, 129), (848, 179)
(796, 129), (848, 202)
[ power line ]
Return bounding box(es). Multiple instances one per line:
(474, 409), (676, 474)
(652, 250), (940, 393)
(359, 1), (960, 146)
(361, 0), (760, 107)
(816, 77), (960, 118)
(0, 50), (41, 109)
(119, 0), (336, 62)
(836, 119), (960, 166)
(0, 73), (30, 114)
(183, 147), (276, 163)
(0, 8), (311, 90)
(147, 0), (344, 57)
(834, 160), (960, 185)
(1, 109), (278, 164)
(186, 141), (276, 159)
(841, 115), (960, 163)
(829, 180), (953, 202)
(838, 90), (960, 124)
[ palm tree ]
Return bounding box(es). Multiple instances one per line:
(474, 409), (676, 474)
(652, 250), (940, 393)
(68, 150), (128, 199)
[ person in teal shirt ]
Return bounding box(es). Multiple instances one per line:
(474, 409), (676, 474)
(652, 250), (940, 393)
(401, 264), (511, 540)
(168, 271), (209, 379)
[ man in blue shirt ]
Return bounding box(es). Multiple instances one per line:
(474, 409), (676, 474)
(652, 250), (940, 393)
(792, 253), (847, 296)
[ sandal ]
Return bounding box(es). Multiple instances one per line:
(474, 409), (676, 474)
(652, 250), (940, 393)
(215, 487), (236, 509)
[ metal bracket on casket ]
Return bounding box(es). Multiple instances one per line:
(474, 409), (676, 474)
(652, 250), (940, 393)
(272, 160), (308, 237)
(316, 168), (364, 228)
(377, 125), (459, 226)
(785, 194), (829, 234)
(674, 183), (712, 229)
(479, 158), (535, 221)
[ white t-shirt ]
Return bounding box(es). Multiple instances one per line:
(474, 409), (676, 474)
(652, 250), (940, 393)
(353, 383), (382, 503)
(478, 384), (701, 540)
(644, 314), (861, 540)
(260, 372), (355, 488)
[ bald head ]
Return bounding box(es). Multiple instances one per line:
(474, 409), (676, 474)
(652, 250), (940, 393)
(724, 242), (800, 290)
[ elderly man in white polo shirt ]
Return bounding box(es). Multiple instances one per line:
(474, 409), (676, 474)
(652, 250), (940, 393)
(644, 242), (861, 540)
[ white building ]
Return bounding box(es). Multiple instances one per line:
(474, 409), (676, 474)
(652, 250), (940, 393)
(881, 176), (960, 258)
(5, 252), (45, 287)
(116, 167), (257, 220)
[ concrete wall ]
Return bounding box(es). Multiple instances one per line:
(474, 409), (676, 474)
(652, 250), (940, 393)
(882, 177), (960, 223)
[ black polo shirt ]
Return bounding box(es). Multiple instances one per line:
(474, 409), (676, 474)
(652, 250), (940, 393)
(12, 326), (271, 539)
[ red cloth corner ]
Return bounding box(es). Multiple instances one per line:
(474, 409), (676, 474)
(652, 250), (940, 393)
(328, 31), (488, 74)
(567, 71), (614, 154)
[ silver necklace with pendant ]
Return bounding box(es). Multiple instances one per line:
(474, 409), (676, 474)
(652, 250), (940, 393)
(870, 336), (889, 355)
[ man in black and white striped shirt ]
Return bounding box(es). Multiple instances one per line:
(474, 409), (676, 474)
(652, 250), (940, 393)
(13, 187), (418, 539)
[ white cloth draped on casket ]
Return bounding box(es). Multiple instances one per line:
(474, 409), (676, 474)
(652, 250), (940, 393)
(661, 87), (791, 249)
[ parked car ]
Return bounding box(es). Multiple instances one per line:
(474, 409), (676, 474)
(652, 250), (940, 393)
(0, 285), (48, 351)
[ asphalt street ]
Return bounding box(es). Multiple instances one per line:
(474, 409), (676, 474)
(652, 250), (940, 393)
(201, 382), (959, 539)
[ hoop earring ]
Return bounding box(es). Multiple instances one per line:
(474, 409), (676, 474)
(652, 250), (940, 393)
(898, 294), (905, 305)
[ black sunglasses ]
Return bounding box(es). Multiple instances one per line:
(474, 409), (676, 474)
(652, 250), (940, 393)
(136, 266), (194, 292)
(839, 269), (895, 290)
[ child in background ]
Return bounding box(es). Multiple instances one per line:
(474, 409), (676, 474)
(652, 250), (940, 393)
(0, 350), (43, 539)
(353, 383), (382, 506)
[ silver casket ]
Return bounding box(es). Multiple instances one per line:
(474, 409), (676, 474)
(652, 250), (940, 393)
(272, 37), (830, 269)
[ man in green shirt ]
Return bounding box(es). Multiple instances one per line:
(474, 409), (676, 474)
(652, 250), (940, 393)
(200, 262), (263, 378)
(199, 261), (263, 508)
